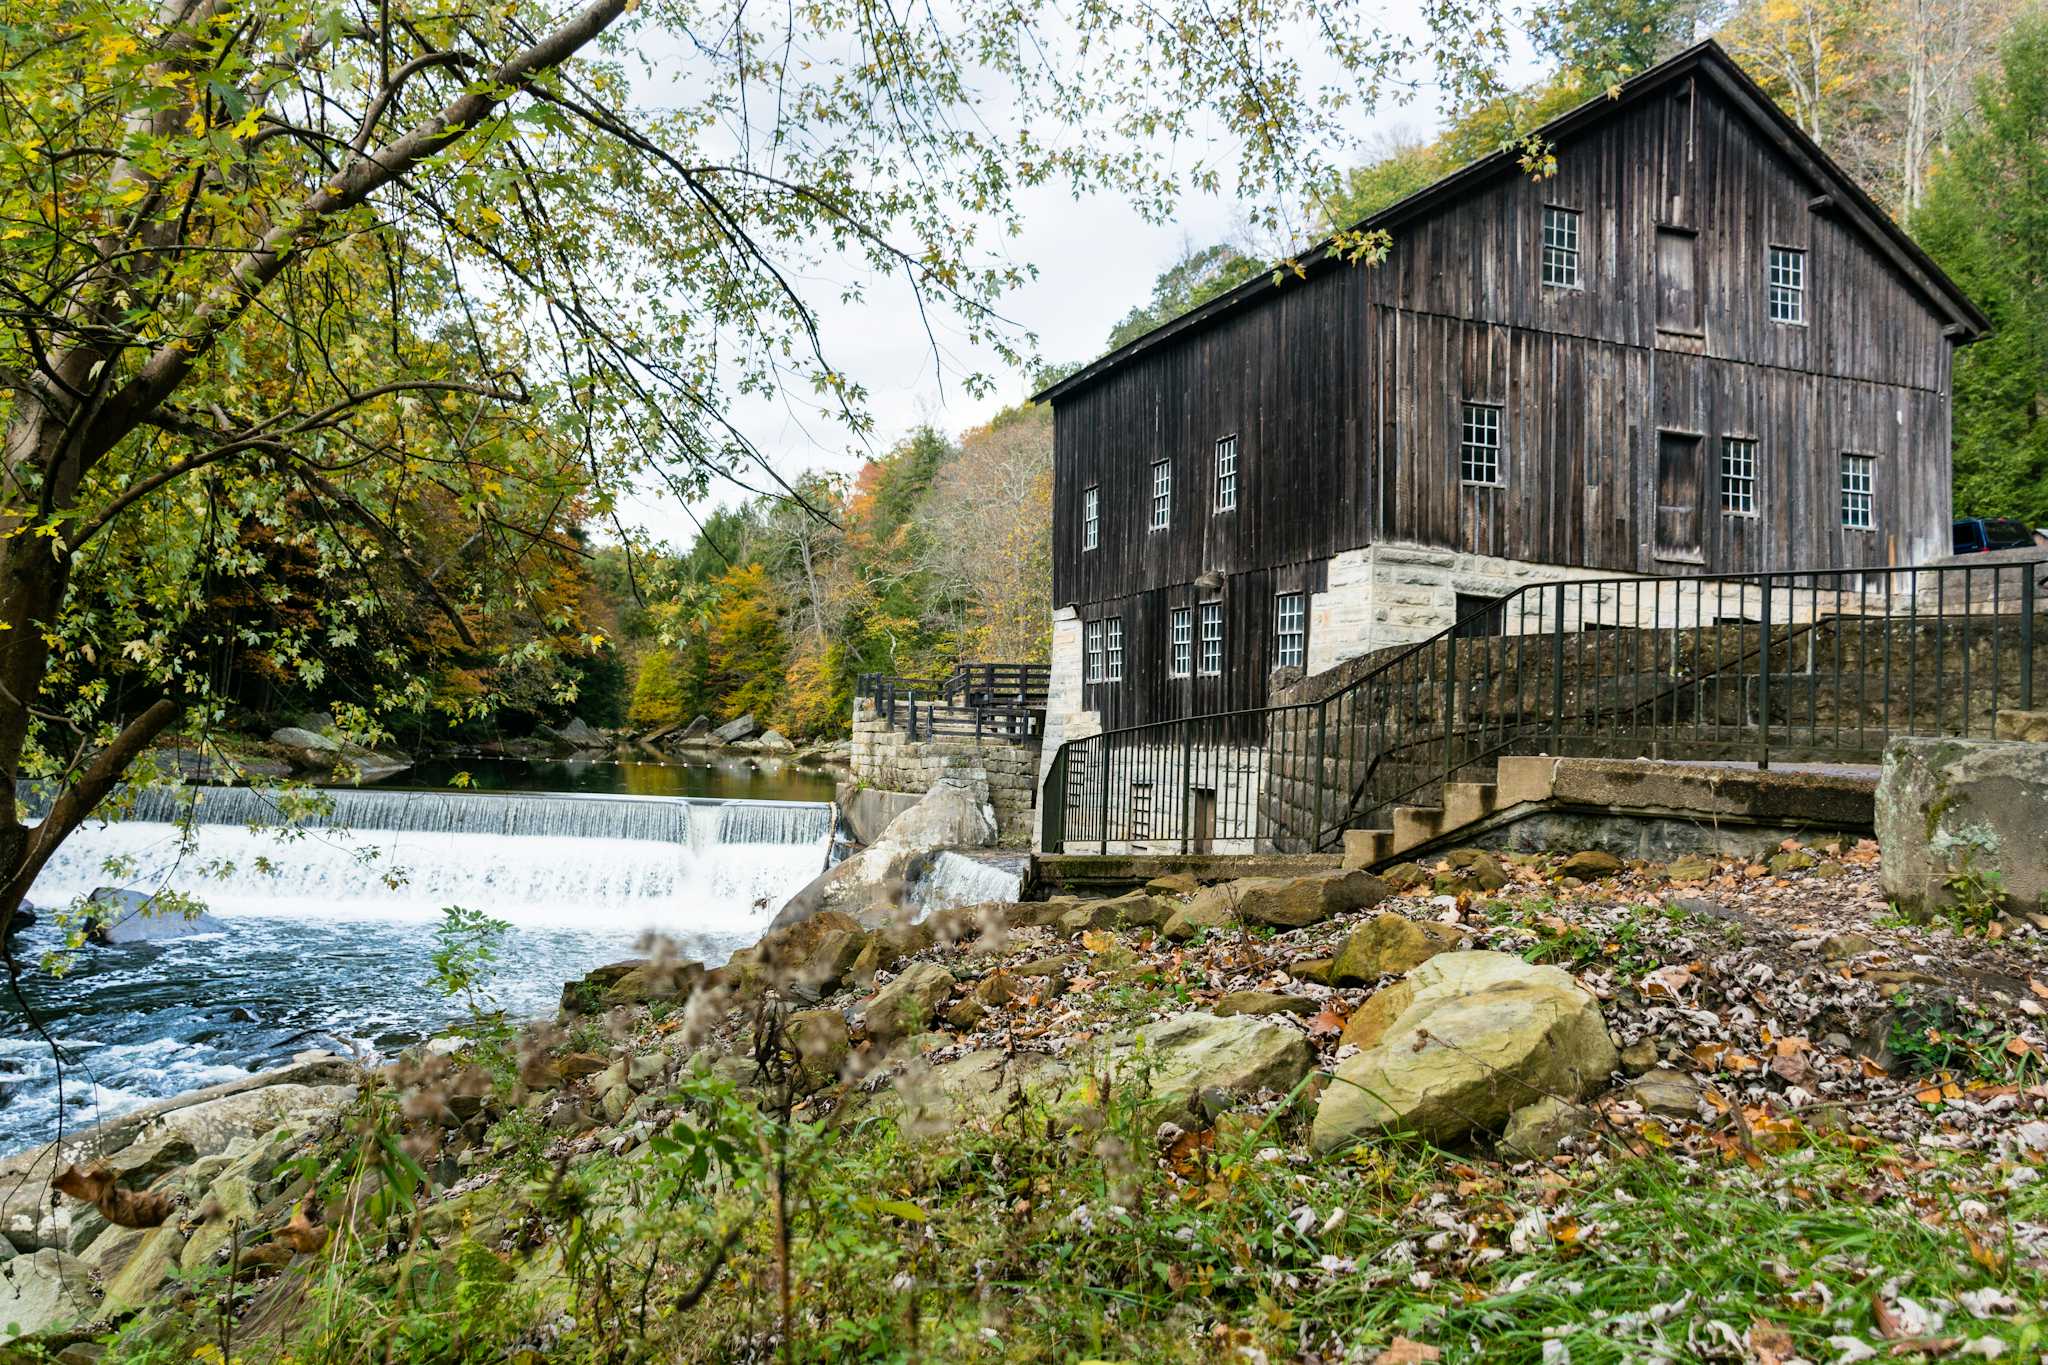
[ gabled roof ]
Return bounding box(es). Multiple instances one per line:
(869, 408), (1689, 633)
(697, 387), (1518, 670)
(1034, 40), (1988, 405)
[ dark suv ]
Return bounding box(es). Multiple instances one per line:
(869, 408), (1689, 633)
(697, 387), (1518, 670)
(1952, 517), (2039, 554)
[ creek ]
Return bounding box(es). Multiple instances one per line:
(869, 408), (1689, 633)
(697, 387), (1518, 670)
(0, 765), (839, 1152)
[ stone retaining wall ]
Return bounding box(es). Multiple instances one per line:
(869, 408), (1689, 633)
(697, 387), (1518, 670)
(850, 699), (1040, 847)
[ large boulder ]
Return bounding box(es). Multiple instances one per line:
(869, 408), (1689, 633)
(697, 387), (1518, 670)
(755, 729), (795, 753)
(1210, 869), (1392, 929)
(269, 725), (339, 766)
(1110, 1012), (1314, 1117)
(86, 888), (226, 945)
(559, 957), (706, 1014)
(267, 725), (409, 781)
(863, 963), (957, 1042)
(772, 777), (997, 930)
(1312, 951), (1617, 1152)
(711, 714), (760, 745)
(1329, 912), (1466, 986)
(1877, 737), (2048, 919)
(154, 1082), (359, 1157)
(886, 1050), (1070, 1132)
(0, 1249), (98, 1343)
(873, 778), (998, 852)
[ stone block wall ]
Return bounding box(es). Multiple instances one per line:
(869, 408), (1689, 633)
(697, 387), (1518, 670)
(850, 699), (1041, 847)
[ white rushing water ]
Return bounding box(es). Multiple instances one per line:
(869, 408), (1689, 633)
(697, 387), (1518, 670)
(2, 786), (833, 1152)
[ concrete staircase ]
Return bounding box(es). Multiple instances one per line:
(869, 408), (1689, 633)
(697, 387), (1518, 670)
(1336, 753), (1880, 869)
(1338, 768), (1508, 868)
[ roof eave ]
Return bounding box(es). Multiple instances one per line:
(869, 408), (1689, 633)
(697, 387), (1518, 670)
(1034, 40), (1986, 404)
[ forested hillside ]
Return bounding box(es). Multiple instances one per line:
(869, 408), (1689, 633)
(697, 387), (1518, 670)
(614, 405), (1053, 742)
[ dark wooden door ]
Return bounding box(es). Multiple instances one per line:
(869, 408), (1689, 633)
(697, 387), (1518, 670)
(1656, 226), (1700, 333)
(1654, 431), (1705, 564)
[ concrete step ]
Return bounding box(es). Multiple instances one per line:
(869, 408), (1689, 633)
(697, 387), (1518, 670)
(1341, 829), (1392, 869)
(1441, 780), (1501, 829)
(1390, 804), (1448, 852)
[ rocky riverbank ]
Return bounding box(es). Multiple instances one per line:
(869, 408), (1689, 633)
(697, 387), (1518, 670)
(5, 840), (2046, 1361)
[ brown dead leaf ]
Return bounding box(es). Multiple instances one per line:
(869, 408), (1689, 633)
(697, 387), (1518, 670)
(277, 1206), (330, 1254)
(2007, 1036), (2039, 1059)
(1078, 929), (1115, 954)
(1305, 1005), (1348, 1039)
(1640, 964), (1696, 1001)
(1873, 1290), (1906, 1340)
(2029, 978), (2048, 1001)
(51, 1162), (176, 1229)
(1964, 1225), (2007, 1273)
(1749, 1318), (1797, 1365)
(1374, 1339), (1441, 1364)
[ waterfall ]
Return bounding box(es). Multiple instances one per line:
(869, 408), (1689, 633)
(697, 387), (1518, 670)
(19, 783), (832, 847)
(22, 783), (833, 940)
(908, 850), (1027, 915)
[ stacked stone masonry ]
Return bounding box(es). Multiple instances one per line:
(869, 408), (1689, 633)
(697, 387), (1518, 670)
(850, 699), (1041, 848)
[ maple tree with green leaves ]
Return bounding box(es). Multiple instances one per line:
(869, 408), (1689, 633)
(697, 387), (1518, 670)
(0, 0), (1511, 935)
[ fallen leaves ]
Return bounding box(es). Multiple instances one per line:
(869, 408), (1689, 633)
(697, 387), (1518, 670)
(51, 1162), (177, 1229)
(1372, 1338), (1440, 1364)
(1304, 1003), (1348, 1039)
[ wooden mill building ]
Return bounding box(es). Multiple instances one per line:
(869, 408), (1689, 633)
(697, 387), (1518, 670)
(1031, 39), (1986, 770)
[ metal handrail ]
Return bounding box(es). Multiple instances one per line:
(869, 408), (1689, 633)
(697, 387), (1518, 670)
(1042, 558), (2048, 854)
(856, 663), (1050, 741)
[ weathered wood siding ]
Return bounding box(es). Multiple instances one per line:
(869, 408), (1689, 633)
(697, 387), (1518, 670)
(1050, 63), (1964, 730)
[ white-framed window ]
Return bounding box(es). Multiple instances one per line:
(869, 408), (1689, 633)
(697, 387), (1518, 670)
(1768, 246), (1806, 324)
(1460, 402), (1502, 486)
(1197, 601), (1223, 675)
(1214, 435), (1238, 511)
(1169, 607), (1192, 677)
(1149, 459), (1172, 530)
(1274, 592), (1306, 668)
(1720, 437), (1758, 515)
(1130, 780), (1153, 839)
(1841, 453), (1875, 530)
(1104, 616), (1124, 681)
(1082, 485), (1100, 551)
(1541, 206), (1581, 288)
(1084, 619), (1105, 683)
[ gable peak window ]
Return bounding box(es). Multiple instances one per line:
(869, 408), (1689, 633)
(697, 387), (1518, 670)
(1197, 601), (1223, 675)
(1768, 246), (1806, 324)
(1149, 459), (1172, 530)
(1081, 485), (1100, 550)
(1720, 437), (1758, 515)
(1169, 607), (1193, 677)
(1274, 592), (1306, 668)
(1214, 435), (1239, 511)
(1459, 402), (1503, 486)
(1541, 206), (1581, 289)
(1840, 453), (1876, 530)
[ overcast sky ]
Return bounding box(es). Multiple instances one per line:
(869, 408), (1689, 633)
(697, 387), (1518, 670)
(613, 12), (1547, 545)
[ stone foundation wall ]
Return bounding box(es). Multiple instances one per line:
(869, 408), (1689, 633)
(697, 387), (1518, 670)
(849, 699), (1040, 847)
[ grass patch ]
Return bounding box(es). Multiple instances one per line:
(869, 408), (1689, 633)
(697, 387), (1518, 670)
(91, 1065), (2048, 1364)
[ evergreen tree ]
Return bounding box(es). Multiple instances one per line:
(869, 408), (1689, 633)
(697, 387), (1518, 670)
(1918, 13), (2048, 526)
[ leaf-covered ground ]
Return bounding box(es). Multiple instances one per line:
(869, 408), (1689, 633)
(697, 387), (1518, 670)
(62, 841), (2048, 1364)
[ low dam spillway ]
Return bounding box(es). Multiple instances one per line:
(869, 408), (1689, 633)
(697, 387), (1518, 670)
(1, 784), (834, 1152)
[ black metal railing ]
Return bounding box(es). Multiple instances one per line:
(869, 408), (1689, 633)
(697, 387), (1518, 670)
(856, 662), (1048, 741)
(1042, 559), (2048, 854)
